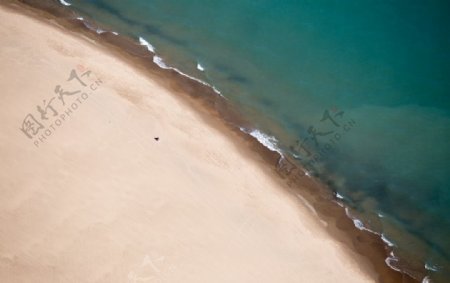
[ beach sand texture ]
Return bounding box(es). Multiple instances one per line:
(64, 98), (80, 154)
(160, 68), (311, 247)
(0, 6), (375, 283)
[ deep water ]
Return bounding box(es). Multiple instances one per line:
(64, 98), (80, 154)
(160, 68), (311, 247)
(65, 0), (450, 281)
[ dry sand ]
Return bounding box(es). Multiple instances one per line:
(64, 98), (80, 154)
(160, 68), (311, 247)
(0, 6), (376, 283)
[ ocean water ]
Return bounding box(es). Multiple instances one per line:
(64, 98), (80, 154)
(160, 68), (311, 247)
(62, 0), (450, 281)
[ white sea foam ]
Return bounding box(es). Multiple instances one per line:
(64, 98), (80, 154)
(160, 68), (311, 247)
(292, 153), (301, 159)
(79, 20), (101, 34)
(153, 56), (170, 69)
(353, 218), (365, 230)
(343, 209), (418, 278)
(176, 69), (210, 86)
(139, 37), (155, 53)
(425, 262), (439, 272)
(334, 193), (345, 206)
(385, 247), (424, 281)
(152, 56), (224, 97)
(137, 42), (223, 97)
(59, 0), (71, 6)
(92, 27), (117, 36)
(345, 208), (366, 230)
(240, 128), (282, 154)
(197, 63), (205, 71)
(74, 15), (119, 37)
(345, 208), (379, 234)
(336, 192), (344, 200)
(212, 86), (223, 96)
(381, 233), (395, 247)
(385, 251), (401, 271)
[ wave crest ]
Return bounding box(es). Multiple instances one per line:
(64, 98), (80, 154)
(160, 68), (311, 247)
(139, 37), (155, 53)
(58, 0), (71, 6)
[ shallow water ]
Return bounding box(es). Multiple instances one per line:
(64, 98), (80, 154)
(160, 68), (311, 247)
(65, 0), (450, 281)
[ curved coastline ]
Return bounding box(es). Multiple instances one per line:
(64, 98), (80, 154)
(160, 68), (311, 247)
(2, 0), (429, 282)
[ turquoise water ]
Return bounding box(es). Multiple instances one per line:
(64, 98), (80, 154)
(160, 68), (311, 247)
(66, 0), (450, 281)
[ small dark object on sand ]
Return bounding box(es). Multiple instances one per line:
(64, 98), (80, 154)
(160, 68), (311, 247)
(154, 137), (159, 141)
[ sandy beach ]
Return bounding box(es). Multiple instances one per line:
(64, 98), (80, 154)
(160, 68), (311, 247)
(0, 4), (379, 283)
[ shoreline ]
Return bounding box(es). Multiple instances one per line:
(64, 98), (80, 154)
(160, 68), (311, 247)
(0, 1), (423, 282)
